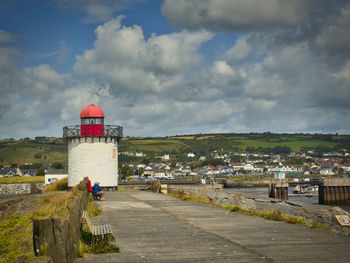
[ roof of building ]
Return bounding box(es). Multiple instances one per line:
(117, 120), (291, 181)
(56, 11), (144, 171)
(46, 168), (68, 175)
(80, 104), (105, 118)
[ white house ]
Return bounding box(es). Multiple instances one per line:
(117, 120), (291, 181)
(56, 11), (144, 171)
(187, 152), (195, 158)
(45, 168), (68, 185)
(320, 169), (335, 176)
(243, 164), (255, 171)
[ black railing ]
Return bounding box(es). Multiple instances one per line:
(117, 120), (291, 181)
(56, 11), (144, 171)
(63, 125), (123, 140)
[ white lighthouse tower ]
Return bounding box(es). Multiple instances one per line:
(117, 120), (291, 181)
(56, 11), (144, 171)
(63, 104), (123, 190)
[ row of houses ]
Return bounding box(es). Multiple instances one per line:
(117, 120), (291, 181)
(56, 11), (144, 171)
(126, 158), (350, 179)
(0, 168), (37, 177)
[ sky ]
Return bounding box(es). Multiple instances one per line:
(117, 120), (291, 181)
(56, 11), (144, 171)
(0, 0), (350, 139)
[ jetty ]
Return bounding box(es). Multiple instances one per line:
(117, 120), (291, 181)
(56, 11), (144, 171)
(78, 190), (350, 263)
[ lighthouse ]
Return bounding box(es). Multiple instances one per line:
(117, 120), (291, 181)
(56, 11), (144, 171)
(63, 104), (123, 190)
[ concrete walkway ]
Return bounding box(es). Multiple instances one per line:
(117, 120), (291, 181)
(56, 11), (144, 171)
(79, 191), (350, 263)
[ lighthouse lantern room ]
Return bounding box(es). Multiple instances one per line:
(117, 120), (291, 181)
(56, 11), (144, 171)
(63, 104), (123, 190)
(80, 104), (105, 136)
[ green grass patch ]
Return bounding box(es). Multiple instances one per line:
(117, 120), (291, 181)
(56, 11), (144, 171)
(0, 176), (44, 184)
(0, 215), (34, 263)
(86, 195), (102, 217)
(79, 221), (119, 255)
(228, 206), (307, 225)
(310, 220), (332, 231)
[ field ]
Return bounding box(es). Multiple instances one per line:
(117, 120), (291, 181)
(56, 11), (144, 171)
(0, 176), (45, 184)
(119, 133), (345, 155)
(0, 133), (349, 165)
(0, 140), (67, 165)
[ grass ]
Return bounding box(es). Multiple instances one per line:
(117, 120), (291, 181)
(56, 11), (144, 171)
(80, 224), (119, 254)
(44, 177), (68, 192)
(0, 215), (34, 263)
(0, 176), (45, 184)
(33, 192), (72, 219)
(311, 220), (332, 231)
(86, 194), (102, 217)
(0, 142), (67, 165)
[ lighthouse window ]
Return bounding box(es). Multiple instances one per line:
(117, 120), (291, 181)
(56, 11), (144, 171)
(95, 118), (104, 124)
(81, 118), (104, 125)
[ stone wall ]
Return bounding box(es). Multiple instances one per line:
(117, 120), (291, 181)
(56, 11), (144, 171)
(169, 185), (350, 236)
(0, 183), (45, 195)
(33, 178), (89, 263)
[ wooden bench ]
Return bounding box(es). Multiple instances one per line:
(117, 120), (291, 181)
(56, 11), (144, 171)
(81, 211), (113, 243)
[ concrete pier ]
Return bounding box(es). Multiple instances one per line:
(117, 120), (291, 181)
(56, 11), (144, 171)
(268, 179), (288, 200)
(78, 191), (350, 263)
(319, 178), (350, 205)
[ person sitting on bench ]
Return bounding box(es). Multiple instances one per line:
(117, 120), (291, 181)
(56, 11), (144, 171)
(93, 182), (105, 200)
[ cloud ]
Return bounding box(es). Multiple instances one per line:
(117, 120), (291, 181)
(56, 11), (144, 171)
(74, 16), (213, 95)
(0, 30), (17, 43)
(55, 0), (146, 23)
(162, 0), (310, 31)
(1, 1), (350, 139)
(314, 3), (350, 65)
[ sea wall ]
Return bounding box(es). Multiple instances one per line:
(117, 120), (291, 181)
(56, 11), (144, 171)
(169, 185), (350, 236)
(33, 178), (89, 263)
(0, 183), (45, 195)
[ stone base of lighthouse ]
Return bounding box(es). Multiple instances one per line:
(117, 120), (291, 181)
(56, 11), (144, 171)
(68, 137), (118, 189)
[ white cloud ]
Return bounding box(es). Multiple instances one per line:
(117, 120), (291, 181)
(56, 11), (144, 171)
(225, 35), (252, 62)
(74, 16), (213, 95)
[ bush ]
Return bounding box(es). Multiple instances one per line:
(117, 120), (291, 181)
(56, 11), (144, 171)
(35, 168), (45, 176)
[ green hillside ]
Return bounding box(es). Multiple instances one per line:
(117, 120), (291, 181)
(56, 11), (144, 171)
(0, 133), (349, 166)
(0, 138), (67, 166)
(119, 133), (347, 155)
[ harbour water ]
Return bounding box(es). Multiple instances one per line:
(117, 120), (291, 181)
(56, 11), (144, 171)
(224, 187), (350, 212)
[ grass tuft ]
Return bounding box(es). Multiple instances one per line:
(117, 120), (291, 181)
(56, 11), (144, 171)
(80, 224), (119, 254)
(86, 195), (102, 217)
(311, 220), (331, 230)
(33, 192), (71, 219)
(44, 177), (68, 192)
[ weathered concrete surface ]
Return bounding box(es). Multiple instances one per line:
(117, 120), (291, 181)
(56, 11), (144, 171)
(170, 185), (350, 235)
(79, 191), (350, 263)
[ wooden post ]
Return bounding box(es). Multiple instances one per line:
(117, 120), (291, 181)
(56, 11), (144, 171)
(319, 178), (350, 205)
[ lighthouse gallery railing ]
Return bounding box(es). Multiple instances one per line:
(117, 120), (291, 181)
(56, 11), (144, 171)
(63, 125), (123, 140)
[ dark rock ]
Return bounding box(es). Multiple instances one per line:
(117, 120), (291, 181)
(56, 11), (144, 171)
(30, 183), (43, 194)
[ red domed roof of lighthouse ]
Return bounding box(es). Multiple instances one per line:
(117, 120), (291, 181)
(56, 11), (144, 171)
(80, 104), (105, 118)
